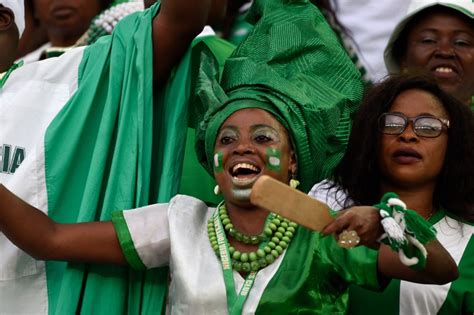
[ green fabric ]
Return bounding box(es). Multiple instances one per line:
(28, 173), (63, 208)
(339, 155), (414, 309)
(112, 211), (147, 270)
(194, 0), (363, 192)
(179, 35), (235, 206)
(44, 5), (167, 314)
(255, 227), (379, 314)
(41, 4), (221, 314)
(228, 8), (253, 45)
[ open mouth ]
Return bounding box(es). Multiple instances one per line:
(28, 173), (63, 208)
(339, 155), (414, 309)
(434, 66), (454, 74)
(230, 162), (262, 186)
(431, 64), (459, 79)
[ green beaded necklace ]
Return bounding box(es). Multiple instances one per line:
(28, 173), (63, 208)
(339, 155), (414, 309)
(208, 202), (297, 272)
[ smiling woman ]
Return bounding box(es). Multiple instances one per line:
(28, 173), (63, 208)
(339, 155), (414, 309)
(384, 0), (474, 107)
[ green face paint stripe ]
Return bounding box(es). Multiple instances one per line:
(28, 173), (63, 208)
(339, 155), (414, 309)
(266, 148), (281, 172)
(214, 151), (224, 173)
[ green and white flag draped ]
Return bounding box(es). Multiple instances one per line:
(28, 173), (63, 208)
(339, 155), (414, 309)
(0, 4), (234, 314)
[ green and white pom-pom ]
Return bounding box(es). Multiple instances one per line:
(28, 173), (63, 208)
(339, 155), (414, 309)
(374, 192), (437, 269)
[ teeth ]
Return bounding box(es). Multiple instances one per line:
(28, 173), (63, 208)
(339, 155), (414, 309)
(232, 163), (259, 174)
(435, 67), (453, 73)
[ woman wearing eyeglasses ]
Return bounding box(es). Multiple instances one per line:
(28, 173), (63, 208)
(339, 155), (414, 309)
(310, 74), (474, 315)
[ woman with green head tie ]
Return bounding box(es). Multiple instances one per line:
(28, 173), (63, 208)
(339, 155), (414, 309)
(0, 0), (458, 313)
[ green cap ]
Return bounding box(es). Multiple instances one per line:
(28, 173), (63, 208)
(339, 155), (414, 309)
(384, 0), (474, 73)
(194, 0), (364, 192)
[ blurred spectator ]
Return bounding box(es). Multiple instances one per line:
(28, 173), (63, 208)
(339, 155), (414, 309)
(20, 0), (144, 62)
(384, 0), (473, 107)
(16, 0), (48, 59)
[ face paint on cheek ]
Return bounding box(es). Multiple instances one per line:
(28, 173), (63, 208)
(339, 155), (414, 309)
(213, 151), (224, 173)
(266, 148), (282, 172)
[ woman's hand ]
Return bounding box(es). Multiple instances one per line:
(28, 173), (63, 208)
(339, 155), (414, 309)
(322, 206), (383, 249)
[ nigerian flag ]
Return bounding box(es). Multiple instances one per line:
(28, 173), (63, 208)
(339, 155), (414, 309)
(0, 3), (234, 314)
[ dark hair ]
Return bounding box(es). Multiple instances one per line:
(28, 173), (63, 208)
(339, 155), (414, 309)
(331, 74), (474, 220)
(392, 6), (474, 68)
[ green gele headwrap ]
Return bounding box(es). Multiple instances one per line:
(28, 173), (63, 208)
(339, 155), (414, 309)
(266, 148), (282, 172)
(194, 0), (364, 192)
(213, 151), (224, 173)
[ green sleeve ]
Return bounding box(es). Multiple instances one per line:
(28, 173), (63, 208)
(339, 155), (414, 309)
(111, 211), (147, 270)
(319, 235), (380, 290)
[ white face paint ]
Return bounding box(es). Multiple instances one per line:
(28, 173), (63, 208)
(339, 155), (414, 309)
(230, 187), (252, 202)
(268, 156), (280, 167)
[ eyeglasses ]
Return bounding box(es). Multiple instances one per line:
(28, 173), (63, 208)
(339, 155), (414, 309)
(378, 113), (450, 138)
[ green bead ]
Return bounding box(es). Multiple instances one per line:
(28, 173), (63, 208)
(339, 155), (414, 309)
(264, 246), (272, 253)
(275, 245), (283, 254)
(242, 235), (251, 244)
(251, 236), (260, 244)
(277, 227), (286, 233)
(233, 261), (242, 271)
(249, 252), (257, 262)
(232, 251), (241, 260)
(269, 223), (277, 231)
(285, 231), (294, 238)
(242, 262), (251, 272)
(280, 221), (288, 228)
(274, 232), (283, 239)
(258, 258), (267, 268)
(241, 253), (249, 262)
(229, 247), (235, 254)
(265, 254), (275, 264)
(235, 233), (243, 242)
(289, 222), (297, 228)
(272, 218), (281, 226)
(212, 245), (219, 251)
(268, 241), (276, 249)
(222, 218), (231, 225)
(251, 261), (260, 271)
(279, 241), (288, 248)
(271, 250), (279, 258)
(264, 228), (273, 236)
(210, 240), (217, 247)
(271, 237), (280, 244)
(256, 249), (266, 258)
(282, 236), (291, 243)
(225, 223), (233, 231)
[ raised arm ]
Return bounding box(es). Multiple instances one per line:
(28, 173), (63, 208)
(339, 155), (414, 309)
(151, 0), (214, 86)
(0, 185), (126, 265)
(322, 206), (459, 285)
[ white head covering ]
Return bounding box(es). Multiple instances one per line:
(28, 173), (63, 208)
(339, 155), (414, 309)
(0, 0), (25, 38)
(384, 0), (474, 73)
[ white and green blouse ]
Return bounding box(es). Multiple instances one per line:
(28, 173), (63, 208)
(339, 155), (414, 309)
(309, 180), (474, 314)
(112, 194), (380, 314)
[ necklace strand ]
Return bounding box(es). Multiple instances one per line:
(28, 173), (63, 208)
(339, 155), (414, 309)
(208, 203), (297, 272)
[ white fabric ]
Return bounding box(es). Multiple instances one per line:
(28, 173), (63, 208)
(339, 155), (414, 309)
(122, 195), (286, 314)
(0, 0), (25, 37)
(333, 0), (410, 81)
(0, 47), (84, 314)
(18, 42), (52, 64)
(308, 179), (352, 210)
(399, 216), (474, 314)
